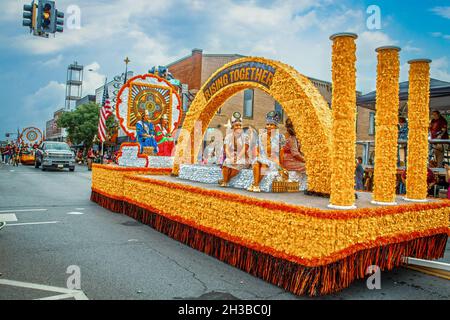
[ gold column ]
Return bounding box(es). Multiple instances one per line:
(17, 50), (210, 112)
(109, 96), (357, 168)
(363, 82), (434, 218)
(372, 46), (401, 205)
(405, 59), (432, 202)
(328, 33), (358, 209)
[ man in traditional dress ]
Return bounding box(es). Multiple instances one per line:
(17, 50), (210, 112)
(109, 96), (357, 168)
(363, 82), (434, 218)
(136, 110), (158, 154)
(247, 111), (286, 193)
(155, 114), (175, 156)
(219, 112), (249, 187)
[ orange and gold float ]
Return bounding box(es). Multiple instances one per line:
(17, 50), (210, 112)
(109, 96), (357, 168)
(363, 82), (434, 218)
(91, 35), (449, 296)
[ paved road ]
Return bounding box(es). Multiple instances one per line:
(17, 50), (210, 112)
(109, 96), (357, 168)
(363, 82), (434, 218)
(0, 163), (448, 300)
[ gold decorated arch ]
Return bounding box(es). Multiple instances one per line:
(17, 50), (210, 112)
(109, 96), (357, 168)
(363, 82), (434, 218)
(173, 57), (333, 194)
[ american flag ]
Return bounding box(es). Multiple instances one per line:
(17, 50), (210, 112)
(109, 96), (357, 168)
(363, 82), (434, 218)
(98, 83), (113, 143)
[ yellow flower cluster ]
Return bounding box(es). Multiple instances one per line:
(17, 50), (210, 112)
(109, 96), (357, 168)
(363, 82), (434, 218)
(91, 165), (168, 198)
(373, 48), (401, 203)
(329, 34), (358, 206)
(406, 61), (431, 200)
(113, 174), (449, 265)
(173, 57), (333, 194)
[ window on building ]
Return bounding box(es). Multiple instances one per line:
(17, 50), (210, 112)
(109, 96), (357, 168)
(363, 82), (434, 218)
(274, 101), (284, 122)
(369, 112), (375, 135)
(243, 89), (254, 119)
(182, 93), (189, 112)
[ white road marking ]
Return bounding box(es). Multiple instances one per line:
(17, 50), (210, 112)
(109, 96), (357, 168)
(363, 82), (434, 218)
(7, 221), (60, 227)
(66, 212), (85, 215)
(36, 293), (76, 300)
(0, 214), (18, 222)
(75, 208), (85, 211)
(0, 209), (48, 213)
(0, 279), (88, 300)
(128, 239), (139, 242)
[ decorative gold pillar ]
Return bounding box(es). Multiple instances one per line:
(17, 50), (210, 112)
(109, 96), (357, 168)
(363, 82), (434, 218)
(405, 59), (432, 202)
(328, 33), (358, 209)
(372, 46), (401, 205)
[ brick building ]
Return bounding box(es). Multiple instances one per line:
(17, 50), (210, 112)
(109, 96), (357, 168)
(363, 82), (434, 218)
(166, 49), (333, 133)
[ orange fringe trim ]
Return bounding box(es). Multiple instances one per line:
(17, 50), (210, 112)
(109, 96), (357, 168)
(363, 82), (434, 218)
(91, 191), (448, 296)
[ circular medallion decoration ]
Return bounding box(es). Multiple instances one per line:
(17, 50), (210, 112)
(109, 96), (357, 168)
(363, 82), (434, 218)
(20, 127), (43, 146)
(116, 73), (182, 140)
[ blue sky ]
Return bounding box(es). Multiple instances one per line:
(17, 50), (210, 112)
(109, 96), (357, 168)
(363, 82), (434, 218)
(0, 0), (449, 139)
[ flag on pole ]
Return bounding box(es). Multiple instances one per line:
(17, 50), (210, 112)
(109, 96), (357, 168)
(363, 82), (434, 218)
(98, 81), (112, 143)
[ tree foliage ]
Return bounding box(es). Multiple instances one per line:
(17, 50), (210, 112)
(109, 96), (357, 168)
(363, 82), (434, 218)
(57, 102), (117, 148)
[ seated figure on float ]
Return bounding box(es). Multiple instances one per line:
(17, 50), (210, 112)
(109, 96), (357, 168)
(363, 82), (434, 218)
(282, 117), (306, 174)
(203, 136), (223, 165)
(247, 111), (286, 193)
(155, 114), (175, 156)
(136, 110), (158, 155)
(219, 112), (249, 187)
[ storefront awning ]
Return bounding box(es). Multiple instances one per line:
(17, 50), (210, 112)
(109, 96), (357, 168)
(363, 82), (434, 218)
(357, 78), (450, 111)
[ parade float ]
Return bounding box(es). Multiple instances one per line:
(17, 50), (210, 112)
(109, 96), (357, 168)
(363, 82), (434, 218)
(91, 33), (449, 296)
(19, 127), (43, 165)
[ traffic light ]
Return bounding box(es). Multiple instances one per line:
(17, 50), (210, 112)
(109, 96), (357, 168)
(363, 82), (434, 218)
(22, 1), (37, 31)
(55, 10), (64, 33)
(38, 0), (55, 33)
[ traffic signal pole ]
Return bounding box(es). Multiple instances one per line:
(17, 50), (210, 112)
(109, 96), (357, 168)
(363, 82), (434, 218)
(22, 0), (64, 38)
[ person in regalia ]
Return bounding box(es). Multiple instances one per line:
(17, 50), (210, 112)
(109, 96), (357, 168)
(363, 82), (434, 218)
(219, 112), (249, 187)
(136, 110), (158, 154)
(282, 117), (305, 173)
(247, 111), (286, 193)
(155, 114), (175, 156)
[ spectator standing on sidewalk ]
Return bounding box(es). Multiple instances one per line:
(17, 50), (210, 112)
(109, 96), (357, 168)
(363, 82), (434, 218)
(355, 157), (365, 191)
(4, 144), (11, 164)
(429, 111), (448, 167)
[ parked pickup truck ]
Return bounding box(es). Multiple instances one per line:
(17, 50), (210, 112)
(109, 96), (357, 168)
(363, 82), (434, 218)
(35, 141), (76, 171)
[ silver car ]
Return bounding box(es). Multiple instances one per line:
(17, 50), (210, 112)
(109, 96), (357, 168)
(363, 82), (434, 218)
(35, 141), (76, 171)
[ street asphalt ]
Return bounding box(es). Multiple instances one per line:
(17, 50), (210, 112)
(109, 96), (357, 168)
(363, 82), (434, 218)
(0, 162), (449, 300)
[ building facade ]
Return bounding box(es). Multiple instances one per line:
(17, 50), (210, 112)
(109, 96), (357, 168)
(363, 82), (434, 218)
(45, 108), (66, 142)
(76, 95), (96, 108)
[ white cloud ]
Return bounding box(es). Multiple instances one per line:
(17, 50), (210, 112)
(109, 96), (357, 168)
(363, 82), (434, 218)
(431, 32), (443, 37)
(7, 0), (449, 100)
(430, 31), (450, 41)
(0, 1), (23, 22)
(22, 81), (66, 129)
(19, 61), (107, 131)
(431, 57), (450, 82)
(12, 0), (174, 55)
(430, 6), (450, 19)
(41, 54), (64, 67)
(82, 62), (107, 97)
(403, 44), (422, 54)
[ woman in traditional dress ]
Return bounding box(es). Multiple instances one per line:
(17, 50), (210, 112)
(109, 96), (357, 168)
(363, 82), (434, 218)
(219, 112), (249, 187)
(282, 118), (305, 173)
(155, 114), (175, 156)
(247, 111), (286, 193)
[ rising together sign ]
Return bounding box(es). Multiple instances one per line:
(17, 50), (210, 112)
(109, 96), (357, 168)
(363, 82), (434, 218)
(203, 61), (277, 102)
